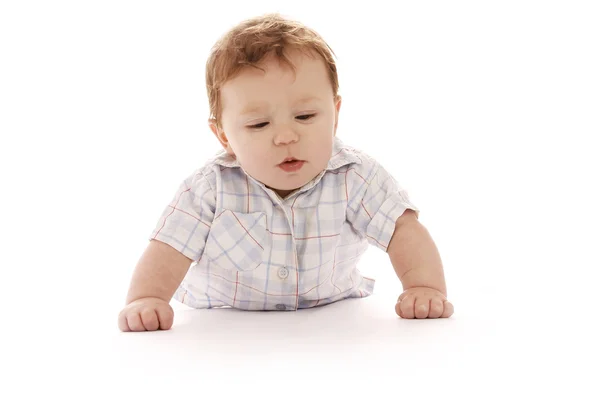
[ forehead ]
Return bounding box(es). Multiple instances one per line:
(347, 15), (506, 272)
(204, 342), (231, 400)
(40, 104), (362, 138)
(221, 50), (332, 111)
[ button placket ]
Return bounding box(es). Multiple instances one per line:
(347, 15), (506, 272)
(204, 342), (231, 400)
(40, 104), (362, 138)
(278, 204), (301, 311)
(264, 201), (299, 311)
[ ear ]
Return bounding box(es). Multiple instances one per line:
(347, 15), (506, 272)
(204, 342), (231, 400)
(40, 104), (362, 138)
(333, 95), (342, 136)
(209, 119), (234, 154)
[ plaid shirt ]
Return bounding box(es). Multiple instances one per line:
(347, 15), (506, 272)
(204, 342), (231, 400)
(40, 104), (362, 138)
(150, 137), (419, 311)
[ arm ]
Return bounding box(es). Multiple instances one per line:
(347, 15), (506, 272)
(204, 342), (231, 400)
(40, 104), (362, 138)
(340, 155), (451, 318)
(125, 239), (193, 305)
(119, 172), (215, 331)
(386, 209), (447, 296)
(387, 209), (453, 318)
(118, 239), (193, 332)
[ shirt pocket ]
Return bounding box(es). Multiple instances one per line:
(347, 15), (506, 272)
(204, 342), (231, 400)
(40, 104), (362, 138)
(203, 209), (267, 272)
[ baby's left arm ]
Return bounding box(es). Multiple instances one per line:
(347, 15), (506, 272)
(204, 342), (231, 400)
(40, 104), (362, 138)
(387, 210), (454, 319)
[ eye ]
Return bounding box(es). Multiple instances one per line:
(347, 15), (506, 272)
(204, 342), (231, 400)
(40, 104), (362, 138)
(248, 122), (269, 129)
(296, 114), (316, 121)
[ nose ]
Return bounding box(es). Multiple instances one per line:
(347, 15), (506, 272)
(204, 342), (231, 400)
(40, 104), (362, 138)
(273, 125), (299, 146)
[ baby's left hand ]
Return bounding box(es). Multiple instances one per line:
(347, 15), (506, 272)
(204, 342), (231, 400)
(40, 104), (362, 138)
(396, 287), (454, 319)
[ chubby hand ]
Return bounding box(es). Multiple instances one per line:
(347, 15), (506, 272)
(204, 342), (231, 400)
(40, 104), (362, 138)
(118, 297), (174, 332)
(396, 287), (454, 319)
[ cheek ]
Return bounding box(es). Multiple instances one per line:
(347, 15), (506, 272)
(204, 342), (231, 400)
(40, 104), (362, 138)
(233, 136), (270, 162)
(226, 129), (253, 152)
(314, 114), (336, 138)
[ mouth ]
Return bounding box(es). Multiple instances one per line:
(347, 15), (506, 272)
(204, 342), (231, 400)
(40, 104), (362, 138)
(278, 157), (304, 165)
(278, 157), (306, 172)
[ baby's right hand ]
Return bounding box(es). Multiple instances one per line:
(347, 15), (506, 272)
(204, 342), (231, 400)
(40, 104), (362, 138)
(118, 297), (174, 332)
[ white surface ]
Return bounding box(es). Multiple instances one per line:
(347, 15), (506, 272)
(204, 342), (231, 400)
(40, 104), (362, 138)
(7, 247), (600, 398)
(2, 1), (599, 399)
(9, 286), (600, 398)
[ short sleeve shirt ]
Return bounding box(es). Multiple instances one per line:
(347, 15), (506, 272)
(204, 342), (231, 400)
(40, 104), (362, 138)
(150, 137), (419, 311)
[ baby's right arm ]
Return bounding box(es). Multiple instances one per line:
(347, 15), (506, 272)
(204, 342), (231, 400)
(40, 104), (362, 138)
(118, 239), (193, 332)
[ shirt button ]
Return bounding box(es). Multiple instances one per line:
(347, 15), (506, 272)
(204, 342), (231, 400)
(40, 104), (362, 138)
(277, 267), (289, 279)
(276, 304), (286, 311)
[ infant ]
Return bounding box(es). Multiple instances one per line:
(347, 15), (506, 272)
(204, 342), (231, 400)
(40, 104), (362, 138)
(118, 13), (454, 332)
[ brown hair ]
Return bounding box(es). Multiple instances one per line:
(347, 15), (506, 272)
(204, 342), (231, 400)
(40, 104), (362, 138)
(206, 13), (339, 128)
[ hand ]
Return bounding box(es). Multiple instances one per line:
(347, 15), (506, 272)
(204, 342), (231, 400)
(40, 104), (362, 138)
(396, 287), (454, 319)
(118, 297), (174, 332)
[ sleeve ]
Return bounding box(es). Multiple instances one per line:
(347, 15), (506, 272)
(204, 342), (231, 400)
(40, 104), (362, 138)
(148, 170), (216, 262)
(346, 157), (420, 252)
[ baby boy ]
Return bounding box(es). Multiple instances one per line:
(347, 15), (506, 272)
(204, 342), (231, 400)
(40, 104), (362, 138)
(118, 13), (454, 332)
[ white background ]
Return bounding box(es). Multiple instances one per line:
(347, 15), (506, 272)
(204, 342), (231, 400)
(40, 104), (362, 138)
(1, 1), (599, 398)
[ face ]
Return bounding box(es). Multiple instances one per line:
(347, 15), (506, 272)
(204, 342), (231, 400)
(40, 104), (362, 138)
(210, 49), (341, 198)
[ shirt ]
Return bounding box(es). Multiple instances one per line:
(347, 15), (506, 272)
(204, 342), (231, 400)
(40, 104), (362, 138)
(149, 137), (420, 311)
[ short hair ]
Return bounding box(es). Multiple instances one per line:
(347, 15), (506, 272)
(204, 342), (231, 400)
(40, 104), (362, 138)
(206, 13), (339, 127)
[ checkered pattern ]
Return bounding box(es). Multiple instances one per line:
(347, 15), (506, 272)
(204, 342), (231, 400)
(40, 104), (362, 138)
(150, 137), (419, 311)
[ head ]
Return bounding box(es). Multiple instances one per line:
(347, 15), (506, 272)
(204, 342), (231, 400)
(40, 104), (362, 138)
(206, 13), (342, 198)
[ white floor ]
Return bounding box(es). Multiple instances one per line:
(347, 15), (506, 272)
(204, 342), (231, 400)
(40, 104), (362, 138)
(6, 240), (599, 399)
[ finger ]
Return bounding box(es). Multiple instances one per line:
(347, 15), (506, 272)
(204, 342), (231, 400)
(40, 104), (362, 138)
(414, 297), (430, 319)
(396, 294), (407, 317)
(395, 300), (403, 317)
(155, 305), (174, 330)
(397, 292), (407, 304)
(398, 296), (415, 319)
(428, 298), (444, 319)
(140, 308), (160, 331)
(127, 312), (145, 332)
(441, 300), (454, 318)
(118, 311), (131, 332)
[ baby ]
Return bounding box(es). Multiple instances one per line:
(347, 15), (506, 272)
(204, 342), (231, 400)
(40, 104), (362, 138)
(118, 13), (454, 332)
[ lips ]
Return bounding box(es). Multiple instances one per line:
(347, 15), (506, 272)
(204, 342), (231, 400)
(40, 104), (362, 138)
(279, 157), (302, 165)
(278, 157), (305, 172)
